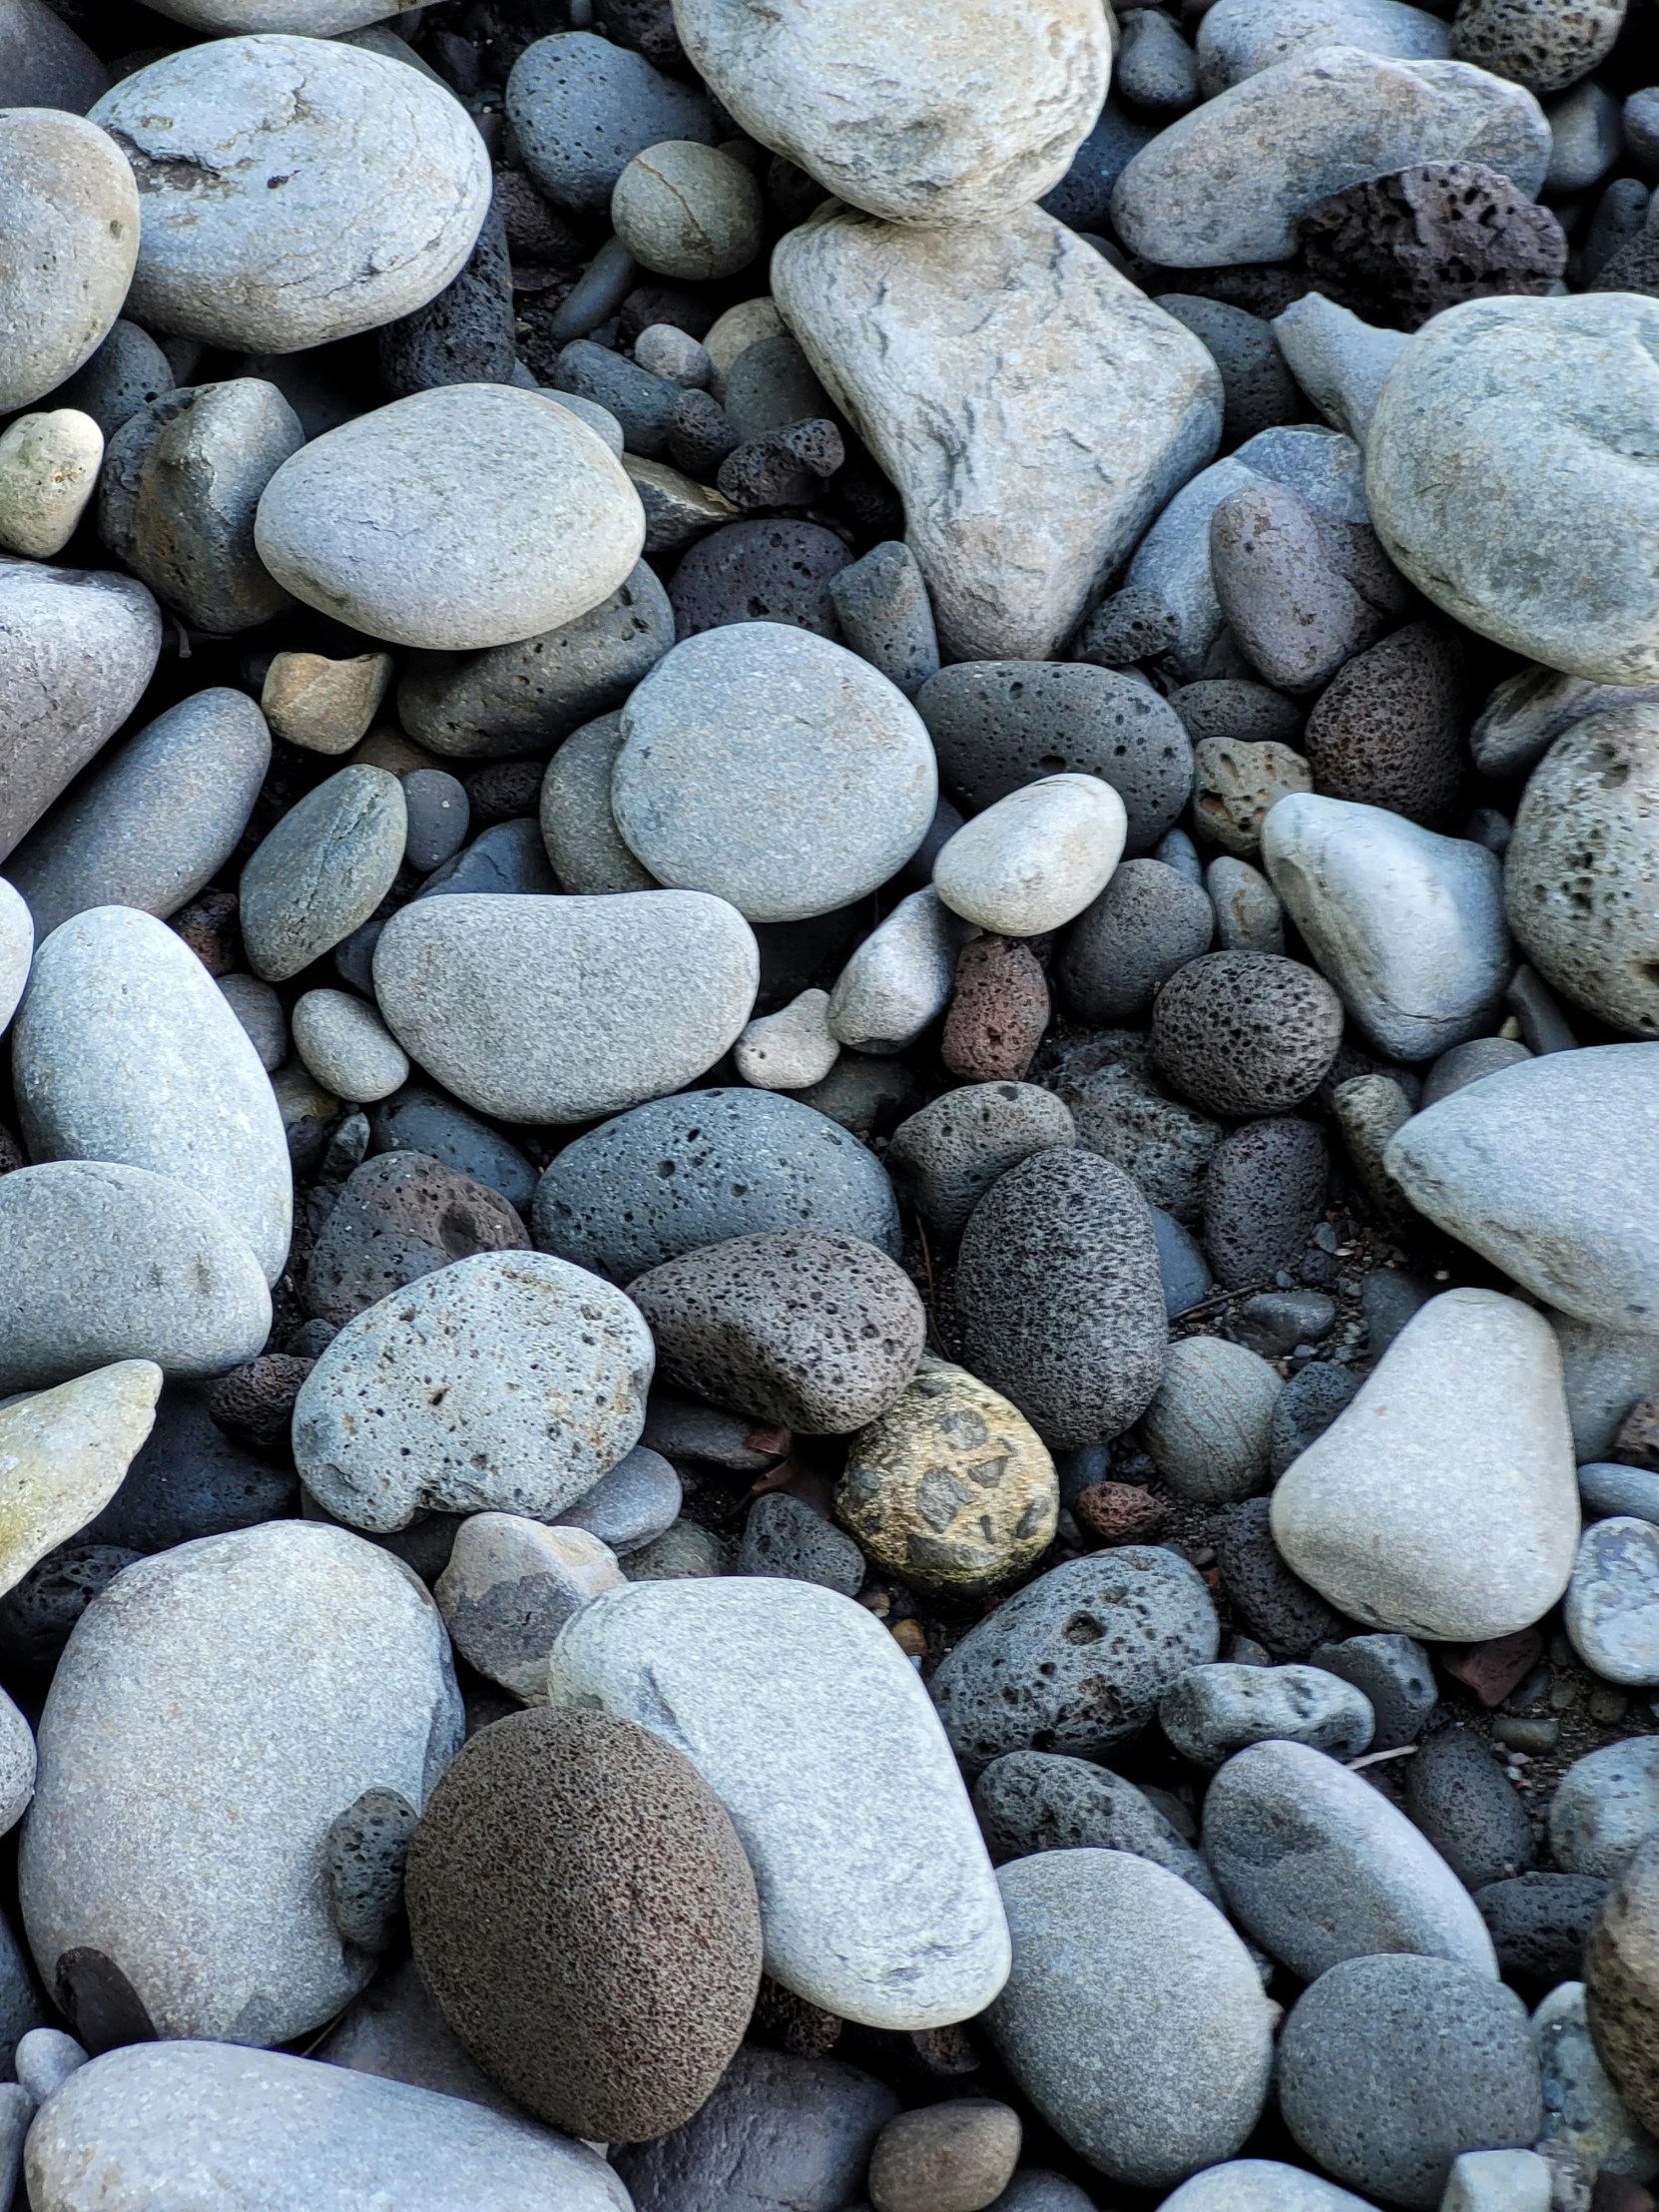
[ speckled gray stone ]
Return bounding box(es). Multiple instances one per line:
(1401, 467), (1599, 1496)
(548, 1576), (1008, 2026)
(19, 1522), (462, 2046)
(1580, 1462), (1659, 1528)
(1059, 859), (1215, 1023)
(1197, 0), (1451, 91)
(614, 625), (936, 924)
(372, 890), (758, 1123)
(0, 109), (137, 413)
(293, 1250), (653, 1533)
(886, 1083), (1076, 1245)
(90, 38), (491, 352)
(532, 1089), (899, 1284)
(1549, 1740), (1659, 1880)
(537, 712), (656, 894)
(1311, 1631), (1436, 1749)
(368, 1088), (535, 1213)
(984, 1851), (1272, 2189)
(1033, 1030), (1222, 1225)
(971, 1750), (1225, 1910)
(291, 990), (409, 1106)
(505, 33), (717, 212)
(53, 319), (173, 441)
(1565, 1517), (1659, 1687)
(830, 541), (940, 700)
(240, 766), (406, 984)
(555, 1444), (680, 1556)
(0, 1363), (161, 1605)
(14, 906), (291, 1285)
(1160, 1662), (1373, 1767)
(1421, 1036), (1532, 1108)
(1160, 2164), (1375, 2211)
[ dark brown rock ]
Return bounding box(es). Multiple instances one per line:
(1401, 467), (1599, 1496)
(1210, 480), (1414, 695)
(1303, 622), (1464, 824)
(406, 1707), (762, 2142)
(463, 760), (544, 827)
(168, 887), (240, 975)
(1214, 1495), (1348, 1657)
(1152, 951), (1344, 1116)
(941, 938), (1050, 1083)
(867, 2100), (1021, 2212)
(1203, 1117), (1328, 1290)
(749, 1974), (843, 2057)
(1300, 162), (1567, 332)
(592, 0), (682, 66)
(1613, 1395), (1659, 1472)
(302, 1149), (530, 1328)
(203, 1354), (314, 1448)
(670, 520), (852, 640)
(1586, 1833), (1659, 2135)
(1075, 1480), (1170, 1544)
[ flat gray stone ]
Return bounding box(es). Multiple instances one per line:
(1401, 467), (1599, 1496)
(291, 990), (407, 1106)
(240, 766), (407, 984)
(548, 1576), (1009, 2027)
(1197, 0), (1450, 90)
(505, 33), (717, 212)
(19, 1522), (463, 2045)
(773, 203), (1221, 664)
(0, 0), (108, 112)
(257, 386), (644, 653)
(293, 1250), (654, 1533)
(1384, 1045), (1659, 1333)
(1549, 1740), (1659, 1879)
(15, 906), (291, 1285)
(1551, 1311), (1659, 1461)
(1274, 290), (1408, 441)
(0, 109), (137, 412)
(614, 625), (936, 924)
(555, 1445), (680, 1556)
(317, 1953), (526, 2118)
(24, 2042), (626, 2211)
(371, 890), (758, 1124)
(90, 38), (491, 351)
(984, 1851), (1273, 2189)
(1565, 1517), (1659, 1687)
(1581, 1462), (1659, 1528)
(1159, 1662), (1374, 1767)
(6, 689), (270, 939)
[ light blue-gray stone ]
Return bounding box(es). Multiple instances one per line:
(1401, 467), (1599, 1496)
(1565, 1516), (1659, 1687)
(505, 33), (717, 211)
(241, 765), (407, 984)
(1197, 0), (1449, 90)
(1158, 1662), (1374, 1768)
(555, 1444), (680, 1555)
(1161, 2162), (1376, 2210)
(1581, 1462), (1659, 1528)
(1549, 1739), (1659, 1880)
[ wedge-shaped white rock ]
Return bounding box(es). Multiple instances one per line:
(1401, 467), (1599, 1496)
(547, 1576), (1010, 2028)
(827, 888), (975, 1055)
(1271, 1289), (1579, 1640)
(773, 203), (1222, 665)
(1385, 1046), (1659, 1334)
(0, 1362), (160, 1598)
(1261, 793), (1509, 1061)
(673, 0), (1110, 228)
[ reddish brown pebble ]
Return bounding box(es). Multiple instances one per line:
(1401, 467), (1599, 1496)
(205, 1355), (314, 1448)
(941, 938), (1050, 1082)
(169, 887), (241, 975)
(891, 1618), (928, 1658)
(1613, 1397), (1659, 1474)
(1441, 1627), (1542, 1708)
(1075, 1480), (1170, 1544)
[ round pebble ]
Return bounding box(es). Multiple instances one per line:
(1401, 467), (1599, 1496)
(1140, 1336), (1283, 1502)
(1152, 951), (1345, 1116)
(0, 110), (137, 414)
(612, 141), (763, 279)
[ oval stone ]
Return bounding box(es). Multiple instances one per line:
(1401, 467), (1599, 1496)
(0, 110), (137, 413)
(240, 766), (407, 984)
(933, 776), (1128, 936)
(0, 1363), (161, 1602)
(1565, 1517), (1659, 1688)
(257, 386), (645, 652)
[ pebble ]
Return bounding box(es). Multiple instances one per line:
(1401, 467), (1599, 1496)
(1152, 949), (1345, 1114)
(1420, 1035), (1532, 1108)
(1262, 794), (1511, 1060)
(612, 142), (763, 280)
(629, 1229), (923, 1433)
(1586, 1835), (1659, 2137)
(834, 1355), (1058, 1597)
(985, 1851), (1272, 2189)
(1209, 854), (1287, 953)
(1453, 0), (1625, 95)
(371, 889), (758, 1124)
(263, 653), (392, 759)
(735, 989), (840, 1091)
(1205, 1739), (1500, 1979)
(400, 771), (469, 874)
(1140, 1336), (1282, 1502)
(830, 541), (941, 701)
(1273, 289), (1408, 441)
(933, 776), (1127, 937)
(1204, 1115), (1329, 1289)
(505, 33), (717, 211)
(635, 322), (711, 386)
(1209, 478), (1412, 695)
(1057, 858), (1215, 1024)
(930, 1545), (1220, 1772)
(53, 319), (172, 441)
(614, 625), (936, 922)
(83, 1377), (295, 1554)
(0, 110), (137, 415)
(1304, 623), (1463, 826)
(548, 1576), (1010, 2026)
(1160, 1661), (1375, 1766)
(885, 1084), (1076, 1246)
(867, 2101), (1021, 2212)
(0, 0), (107, 110)
(554, 340), (680, 458)
(91, 39), (489, 352)
(1582, 1462), (1659, 1528)
(1160, 2165), (1376, 2211)
(1198, 0), (1451, 91)
(1404, 1724), (1536, 1890)
(240, 765), (406, 985)
(366, 1089), (535, 1213)
(666, 517), (846, 638)
(1193, 736), (1314, 857)
(555, 1443), (680, 1556)
(407, 1706), (760, 2137)
(1313, 1629), (1436, 1748)
(827, 887), (976, 1055)
(0, 1364), (159, 1601)
(1532, 1977), (1659, 2181)
(1033, 1029), (1222, 1223)
(537, 711), (656, 893)
(0, 408), (101, 561)
(941, 938), (1049, 1084)
(1566, 1518), (1659, 1687)
(739, 1490), (864, 1596)
(301, 1149), (529, 1330)
(971, 1750), (1224, 1907)
(291, 992), (409, 1107)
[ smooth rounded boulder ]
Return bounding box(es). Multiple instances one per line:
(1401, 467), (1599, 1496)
(0, 110), (136, 413)
(19, 1522), (463, 2047)
(547, 1577), (1011, 2027)
(90, 37), (491, 351)
(933, 777), (1128, 936)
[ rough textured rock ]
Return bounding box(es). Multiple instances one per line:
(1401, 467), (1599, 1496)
(1193, 736), (1313, 857)
(1586, 1835), (1659, 2135)
(1452, 0), (1626, 96)
(505, 32), (717, 213)
(1204, 1116), (1328, 1289)
(1059, 860), (1214, 1023)
(941, 938), (1050, 1083)
(1152, 951), (1345, 1115)
(886, 1084), (1076, 1246)
(1303, 623), (1464, 823)
(302, 1150), (528, 1329)
(773, 204), (1222, 664)
(740, 1489), (864, 1597)
(971, 1751), (1222, 1908)
(1404, 1725), (1536, 1890)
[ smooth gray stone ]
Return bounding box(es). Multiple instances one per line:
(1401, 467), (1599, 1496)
(1546, 77), (1623, 193)
(53, 319), (173, 439)
(1549, 1740), (1659, 1880)
(14, 905), (291, 1284)
(89, 39), (491, 353)
(396, 561), (673, 759)
(1153, 1206), (1214, 1315)
(1160, 2162), (1376, 2210)
(1118, 5), (1199, 111)
(24, 2041), (626, 2211)
(1312, 1632), (1436, 1751)
(885, 1084), (1076, 1246)
(971, 1748), (1227, 1912)
(1470, 663), (1659, 783)
(1159, 1662), (1374, 1768)
(1581, 1462), (1659, 1527)
(1059, 858), (1215, 1024)
(719, 331), (834, 444)
(7, 690), (270, 939)
(0, 1162), (270, 1392)
(829, 541), (941, 700)
(0, 0), (108, 111)
(538, 710), (657, 894)
(548, 1576), (1009, 2027)
(1505, 960), (1577, 1056)
(532, 1088), (899, 1283)
(1362, 1268), (1435, 1357)
(1196, 0), (1450, 91)
(1551, 1310), (1659, 1462)
(554, 338), (681, 457)
(318, 1952), (527, 2118)
(984, 1851), (1273, 2189)
(546, 236), (638, 343)
(1565, 1516), (1659, 1687)
(555, 1444), (680, 1555)
(1039, 99), (1161, 230)
(1385, 1045), (1659, 1333)
(0, 108), (136, 413)
(1421, 1036), (1532, 1108)
(0, 561), (161, 866)
(400, 770), (469, 874)
(505, 32), (717, 211)
(371, 890), (758, 1124)
(984, 2172), (1099, 2212)
(1274, 289), (1407, 441)
(417, 819), (557, 899)
(98, 380), (302, 635)
(826, 886), (973, 1055)
(1530, 1978), (1658, 2189)
(240, 766), (407, 984)
(1204, 1739), (1499, 1981)
(367, 1086), (536, 1211)
(19, 1523), (463, 2046)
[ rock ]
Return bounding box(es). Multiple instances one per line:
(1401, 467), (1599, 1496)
(1215, 1494), (1349, 1657)
(1198, 0), (1451, 91)
(1442, 2151), (1553, 2210)
(1453, 0), (1624, 96)
(1478, 1883), (1612, 1987)
(1404, 1725), (1535, 1890)
(1193, 736), (1313, 857)
(239, 765), (405, 984)
(1421, 1036), (1532, 1107)
(1368, 294), (1659, 686)
(1553, 1314), (1659, 1463)
(665, 516), (846, 639)
(1262, 794), (1509, 1060)
(256, 386), (642, 653)
(84, 1377), (295, 1553)
(625, 1519), (728, 1582)
(1533, 1976), (1659, 2181)
(827, 888), (975, 1056)
(14, 906), (290, 1285)
(1111, 47), (1551, 267)
(536, 712), (653, 894)
(1472, 664), (1659, 783)
(1140, 1337), (1282, 1502)
(1209, 479), (1413, 695)
(53, 319), (173, 440)
(1057, 860), (1214, 1025)
(954, 1148), (1168, 1449)
(629, 1230), (923, 1433)
(372, 890), (757, 1124)
(984, 1851), (1272, 2189)
(1158, 294), (1310, 448)
(0, 0), (107, 110)
(23, 2043), (624, 2211)
(933, 778), (1127, 937)
(1206, 1739), (1499, 1978)
(1232, 1287), (1337, 1358)
(301, 1151), (528, 1330)
(1274, 289), (1409, 441)
(1204, 1115), (1328, 1290)
(611, 142), (761, 281)
(315, 1949), (528, 2116)
(735, 990), (839, 1091)
(866, 2101), (1020, 2212)
(0, 407), (102, 561)
(1586, 1835), (1659, 2136)
(292, 991), (409, 1106)
(773, 204), (1222, 665)
(739, 1490), (864, 1596)
(1505, 706), (1659, 1038)
(6, 690), (269, 942)
(673, 0), (1106, 227)
(1160, 1661), (1374, 1767)
(834, 1356), (1057, 1598)
(916, 661), (1197, 859)
(830, 542), (940, 701)
(17, 2027), (88, 2103)
(0, 880), (29, 1039)
(1386, 1046), (1659, 1332)
(1312, 1630), (1436, 1748)
(363, 1090), (533, 1215)
(1278, 1953), (1542, 2209)
(0, 1365), (159, 1601)
(267, 650), (398, 764)
(1566, 1519), (1659, 1687)
(0, 110), (136, 414)
(939, 938), (1048, 1085)
(1159, 2166), (1376, 2211)
(1302, 623), (1463, 825)
(613, 625), (935, 922)
(930, 1547), (1220, 1772)
(19, 1521), (462, 2046)
(419, 818), (556, 900)
(1583, 1463), (1659, 1528)
(555, 1444), (679, 1557)
(971, 1750), (1221, 1906)
(1152, 950), (1345, 1114)
(886, 1085), (1075, 1247)
(551, 339), (679, 459)
(406, 1706), (759, 2137)
(1032, 1029), (1222, 1224)
(506, 33), (716, 212)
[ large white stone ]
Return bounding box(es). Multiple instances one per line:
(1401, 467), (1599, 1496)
(1260, 793), (1510, 1060)
(933, 776), (1128, 936)
(672, 0), (1111, 228)
(546, 1576), (1010, 2028)
(1271, 1289), (1579, 1641)
(773, 203), (1222, 664)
